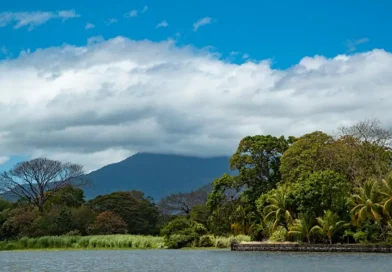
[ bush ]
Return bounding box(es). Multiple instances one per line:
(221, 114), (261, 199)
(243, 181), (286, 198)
(269, 226), (288, 242)
(199, 235), (214, 247)
(353, 231), (368, 244)
(88, 211), (128, 235)
(161, 217), (207, 249)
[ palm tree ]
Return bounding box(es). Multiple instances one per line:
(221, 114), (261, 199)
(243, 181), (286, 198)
(230, 204), (256, 235)
(311, 210), (348, 244)
(350, 179), (383, 224)
(263, 186), (293, 230)
(288, 213), (315, 243)
(380, 174), (392, 218)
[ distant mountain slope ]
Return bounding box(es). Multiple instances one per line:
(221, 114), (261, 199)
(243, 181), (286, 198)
(83, 153), (233, 200)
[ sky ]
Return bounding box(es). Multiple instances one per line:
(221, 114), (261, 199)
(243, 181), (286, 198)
(0, 0), (391, 172)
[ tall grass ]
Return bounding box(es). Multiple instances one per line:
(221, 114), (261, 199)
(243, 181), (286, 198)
(0, 235), (164, 251)
(0, 234), (251, 251)
(212, 235), (251, 248)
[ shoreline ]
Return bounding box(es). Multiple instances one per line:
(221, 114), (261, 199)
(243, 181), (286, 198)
(231, 242), (392, 253)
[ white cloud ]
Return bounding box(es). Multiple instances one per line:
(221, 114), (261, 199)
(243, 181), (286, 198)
(107, 18), (118, 25)
(156, 20), (168, 28)
(0, 156), (9, 165)
(0, 37), (391, 171)
(0, 10), (80, 30)
(242, 53), (249, 59)
(85, 23), (95, 30)
(125, 10), (138, 18)
(346, 38), (369, 52)
(193, 17), (213, 31)
(142, 6), (148, 13)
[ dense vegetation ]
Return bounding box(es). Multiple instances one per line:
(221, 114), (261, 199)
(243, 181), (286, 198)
(0, 119), (391, 249)
(206, 119), (392, 244)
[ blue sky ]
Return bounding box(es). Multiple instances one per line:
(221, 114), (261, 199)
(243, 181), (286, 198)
(0, 0), (391, 172)
(1, 0), (391, 67)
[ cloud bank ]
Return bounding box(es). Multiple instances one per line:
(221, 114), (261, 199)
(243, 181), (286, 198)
(0, 10), (80, 30)
(0, 37), (391, 171)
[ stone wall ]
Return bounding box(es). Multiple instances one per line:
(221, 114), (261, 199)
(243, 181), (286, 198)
(231, 242), (392, 253)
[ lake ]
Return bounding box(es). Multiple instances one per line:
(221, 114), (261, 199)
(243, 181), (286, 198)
(1, 249), (391, 271)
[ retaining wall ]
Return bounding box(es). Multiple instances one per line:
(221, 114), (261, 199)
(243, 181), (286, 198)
(231, 242), (392, 253)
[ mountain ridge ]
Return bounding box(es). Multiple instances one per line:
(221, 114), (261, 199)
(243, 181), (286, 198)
(83, 152), (233, 200)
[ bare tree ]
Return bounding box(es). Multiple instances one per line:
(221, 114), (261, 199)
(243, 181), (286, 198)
(0, 158), (87, 212)
(338, 118), (392, 148)
(158, 184), (212, 216)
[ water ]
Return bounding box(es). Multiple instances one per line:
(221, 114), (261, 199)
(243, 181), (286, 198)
(0, 249), (391, 272)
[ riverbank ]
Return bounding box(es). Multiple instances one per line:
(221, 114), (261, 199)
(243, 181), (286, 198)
(0, 234), (249, 251)
(231, 242), (392, 253)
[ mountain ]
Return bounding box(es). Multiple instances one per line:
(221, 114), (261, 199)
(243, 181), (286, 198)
(83, 153), (233, 200)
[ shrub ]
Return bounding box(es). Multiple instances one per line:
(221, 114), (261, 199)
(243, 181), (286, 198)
(199, 235), (214, 247)
(269, 226), (287, 242)
(353, 231), (368, 243)
(161, 217), (207, 249)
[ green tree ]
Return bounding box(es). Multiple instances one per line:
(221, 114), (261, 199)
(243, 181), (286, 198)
(295, 170), (351, 218)
(380, 174), (392, 218)
(350, 179), (383, 224)
(230, 135), (292, 202)
(44, 185), (85, 209)
(288, 213), (315, 243)
(280, 131), (334, 184)
(259, 186), (293, 230)
(310, 210), (347, 244)
(87, 190), (159, 235)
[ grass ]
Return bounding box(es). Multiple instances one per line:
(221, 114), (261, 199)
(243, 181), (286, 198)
(0, 235), (165, 251)
(0, 234), (251, 251)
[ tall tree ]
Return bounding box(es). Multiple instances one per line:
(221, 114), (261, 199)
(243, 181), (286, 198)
(0, 158), (86, 212)
(230, 135), (292, 202)
(280, 131), (334, 184)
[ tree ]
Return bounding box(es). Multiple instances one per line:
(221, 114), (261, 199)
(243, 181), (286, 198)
(350, 179), (383, 224)
(294, 170), (351, 218)
(380, 173), (392, 218)
(88, 211), (128, 235)
(158, 184), (211, 216)
(337, 119), (392, 183)
(0, 158), (86, 212)
(44, 185), (85, 210)
(87, 191), (159, 235)
(260, 186), (293, 230)
(310, 210), (347, 244)
(288, 213), (315, 243)
(229, 135), (292, 203)
(280, 131), (335, 184)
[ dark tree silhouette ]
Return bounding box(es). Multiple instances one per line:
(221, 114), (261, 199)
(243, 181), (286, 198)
(0, 158), (87, 212)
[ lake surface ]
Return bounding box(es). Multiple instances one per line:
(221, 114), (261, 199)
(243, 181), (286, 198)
(1, 249), (391, 272)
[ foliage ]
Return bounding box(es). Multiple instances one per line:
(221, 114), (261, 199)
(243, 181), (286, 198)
(88, 211), (128, 235)
(288, 213), (315, 243)
(350, 179), (383, 224)
(269, 226), (287, 242)
(310, 210), (348, 244)
(87, 190), (159, 235)
(160, 217), (207, 248)
(259, 185), (293, 230)
(295, 170), (351, 218)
